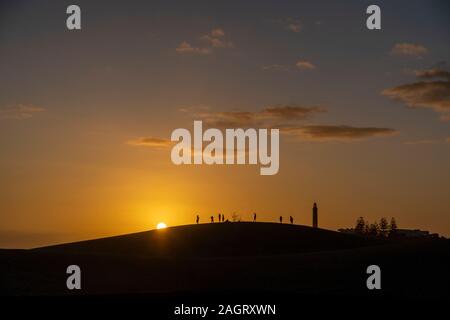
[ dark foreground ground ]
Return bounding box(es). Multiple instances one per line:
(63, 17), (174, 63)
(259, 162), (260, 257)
(1, 222), (449, 314)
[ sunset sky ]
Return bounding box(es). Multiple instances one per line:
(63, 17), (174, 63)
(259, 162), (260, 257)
(1, 0), (449, 248)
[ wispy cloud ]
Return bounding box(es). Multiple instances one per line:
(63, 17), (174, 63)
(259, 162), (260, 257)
(274, 18), (302, 33)
(0, 104), (45, 120)
(391, 43), (428, 58)
(127, 137), (173, 148)
(281, 125), (398, 141)
(262, 60), (316, 73)
(201, 28), (233, 48)
(176, 28), (233, 55)
(295, 60), (316, 70)
(176, 41), (211, 54)
(382, 67), (450, 119)
(404, 139), (438, 145)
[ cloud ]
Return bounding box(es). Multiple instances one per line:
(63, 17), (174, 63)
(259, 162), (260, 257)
(382, 68), (450, 118)
(0, 104), (45, 120)
(405, 138), (450, 145)
(404, 139), (438, 145)
(176, 28), (233, 54)
(281, 125), (398, 141)
(176, 41), (211, 54)
(201, 28), (233, 48)
(196, 105), (326, 128)
(183, 105), (396, 143)
(274, 18), (302, 33)
(260, 105), (325, 120)
(262, 60), (316, 72)
(202, 36), (233, 49)
(296, 60), (316, 70)
(178, 105), (210, 113)
(127, 137), (173, 148)
(415, 68), (450, 81)
(391, 43), (428, 58)
(210, 28), (225, 37)
(382, 81), (450, 112)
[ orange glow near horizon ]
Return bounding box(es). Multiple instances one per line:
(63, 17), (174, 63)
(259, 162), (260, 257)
(157, 222), (167, 230)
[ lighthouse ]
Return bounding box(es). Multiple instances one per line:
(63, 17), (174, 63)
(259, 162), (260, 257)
(312, 203), (318, 228)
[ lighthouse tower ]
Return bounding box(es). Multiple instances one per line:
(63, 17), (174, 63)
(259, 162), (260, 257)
(312, 203), (318, 228)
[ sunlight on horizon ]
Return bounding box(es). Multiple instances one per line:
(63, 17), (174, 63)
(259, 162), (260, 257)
(157, 222), (167, 229)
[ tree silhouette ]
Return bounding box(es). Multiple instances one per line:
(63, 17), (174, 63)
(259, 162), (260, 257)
(379, 217), (388, 237)
(389, 217), (398, 237)
(364, 223), (370, 235)
(355, 217), (366, 234)
(369, 222), (380, 237)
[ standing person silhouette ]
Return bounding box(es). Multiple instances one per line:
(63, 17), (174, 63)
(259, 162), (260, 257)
(211, 216), (214, 223)
(196, 215), (199, 224)
(221, 214), (224, 222)
(253, 212), (256, 222)
(290, 216), (293, 224)
(279, 216), (283, 224)
(218, 213), (221, 222)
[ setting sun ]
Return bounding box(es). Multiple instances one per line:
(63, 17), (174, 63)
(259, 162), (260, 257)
(157, 222), (167, 229)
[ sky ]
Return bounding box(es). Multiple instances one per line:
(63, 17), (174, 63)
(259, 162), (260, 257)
(0, 0), (449, 248)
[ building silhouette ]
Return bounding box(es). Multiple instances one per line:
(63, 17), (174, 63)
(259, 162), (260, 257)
(313, 203), (318, 228)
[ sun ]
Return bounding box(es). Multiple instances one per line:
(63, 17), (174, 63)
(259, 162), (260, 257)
(156, 222), (167, 229)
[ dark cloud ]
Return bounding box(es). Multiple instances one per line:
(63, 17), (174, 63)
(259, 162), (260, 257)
(197, 105), (326, 128)
(281, 125), (398, 141)
(415, 68), (450, 81)
(261, 105), (325, 120)
(188, 106), (396, 142)
(382, 68), (450, 117)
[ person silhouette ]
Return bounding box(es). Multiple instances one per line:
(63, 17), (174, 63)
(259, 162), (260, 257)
(253, 212), (256, 222)
(290, 216), (293, 224)
(211, 216), (214, 223)
(196, 215), (199, 224)
(279, 216), (283, 224)
(218, 213), (221, 222)
(221, 214), (225, 222)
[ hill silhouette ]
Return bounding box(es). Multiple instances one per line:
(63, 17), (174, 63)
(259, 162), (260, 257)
(1, 222), (448, 298)
(33, 222), (375, 257)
